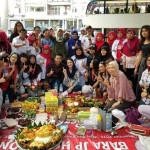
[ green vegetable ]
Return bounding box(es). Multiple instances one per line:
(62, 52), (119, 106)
(38, 121), (42, 127)
(19, 134), (24, 139)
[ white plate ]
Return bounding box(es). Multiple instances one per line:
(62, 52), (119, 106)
(4, 119), (17, 128)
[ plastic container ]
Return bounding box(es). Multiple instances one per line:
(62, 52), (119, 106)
(54, 82), (58, 92)
(59, 84), (63, 94)
(88, 88), (93, 98)
(93, 89), (96, 98)
(97, 115), (102, 131)
(78, 111), (91, 124)
(84, 119), (96, 129)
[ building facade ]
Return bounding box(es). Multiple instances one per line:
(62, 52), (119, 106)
(7, 0), (89, 32)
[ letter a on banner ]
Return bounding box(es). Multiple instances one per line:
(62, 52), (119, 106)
(118, 142), (129, 149)
(92, 142), (101, 149)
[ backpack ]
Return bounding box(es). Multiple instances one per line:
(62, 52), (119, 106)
(126, 107), (141, 125)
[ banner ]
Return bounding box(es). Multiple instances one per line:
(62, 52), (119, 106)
(0, 122), (138, 150)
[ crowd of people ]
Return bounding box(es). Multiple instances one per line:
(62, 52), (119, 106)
(0, 21), (150, 149)
(0, 21), (150, 127)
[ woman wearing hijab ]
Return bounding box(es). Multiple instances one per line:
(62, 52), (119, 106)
(63, 58), (81, 93)
(122, 29), (139, 94)
(107, 31), (117, 51)
(50, 28), (70, 60)
(0, 31), (11, 62)
(27, 32), (40, 55)
(95, 32), (109, 51)
(112, 28), (126, 71)
(71, 47), (87, 86)
(68, 30), (81, 57)
(23, 54), (42, 85)
(104, 61), (136, 125)
(99, 45), (113, 62)
(36, 45), (52, 80)
(105, 61), (136, 108)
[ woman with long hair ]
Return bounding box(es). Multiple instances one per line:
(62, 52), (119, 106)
(0, 31), (11, 62)
(71, 47), (87, 86)
(84, 59), (99, 86)
(63, 58), (81, 93)
(33, 26), (42, 48)
(9, 21), (24, 43)
(135, 25), (150, 101)
(2, 53), (20, 102)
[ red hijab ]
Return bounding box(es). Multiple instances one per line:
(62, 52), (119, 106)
(107, 31), (117, 46)
(95, 32), (105, 51)
(116, 28), (126, 61)
(0, 31), (9, 43)
(122, 28), (139, 56)
(40, 45), (52, 68)
(27, 32), (38, 46)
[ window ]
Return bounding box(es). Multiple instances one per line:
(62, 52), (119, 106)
(72, 8), (77, 13)
(36, 7), (44, 12)
(48, 6), (60, 15)
(25, 20), (34, 31)
(26, 6), (45, 12)
(35, 20), (49, 31)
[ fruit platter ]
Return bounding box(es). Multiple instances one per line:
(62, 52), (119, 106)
(15, 122), (64, 150)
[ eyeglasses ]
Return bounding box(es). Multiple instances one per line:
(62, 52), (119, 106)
(35, 30), (40, 32)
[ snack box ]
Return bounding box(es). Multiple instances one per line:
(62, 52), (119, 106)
(78, 111), (91, 124)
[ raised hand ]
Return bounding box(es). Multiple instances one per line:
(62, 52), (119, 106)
(63, 67), (67, 75)
(50, 68), (54, 75)
(22, 41), (26, 46)
(81, 61), (86, 68)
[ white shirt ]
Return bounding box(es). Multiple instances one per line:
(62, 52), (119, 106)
(29, 45), (40, 56)
(81, 35), (95, 49)
(71, 55), (87, 75)
(22, 72), (41, 86)
(36, 54), (46, 79)
(12, 36), (30, 55)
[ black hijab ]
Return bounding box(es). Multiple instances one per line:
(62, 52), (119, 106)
(66, 58), (77, 78)
(28, 54), (42, 81)
(75, 47), (86, 60)
(99, 45), (112, 62)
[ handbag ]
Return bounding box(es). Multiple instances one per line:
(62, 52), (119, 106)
(126, 124), (150, 136)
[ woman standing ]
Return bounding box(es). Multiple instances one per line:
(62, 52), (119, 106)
(107, 31), (117, 51)
(95, 32), (109, 51)
(71, 47), (87, 86)
(122, 29), (139, 93)
(50, 28), (69, 60)
(68, 30), (81, 57)
(63, 58), (81, 93)
(9, 21), (24, 43)
(112, 28), (126, 71)
(27, 32), (40, 55)
(0, 31), (11, 62)
(135, 25), (150, 101)
(33, 26), (42, 48)
(41, 29), (53, 48)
